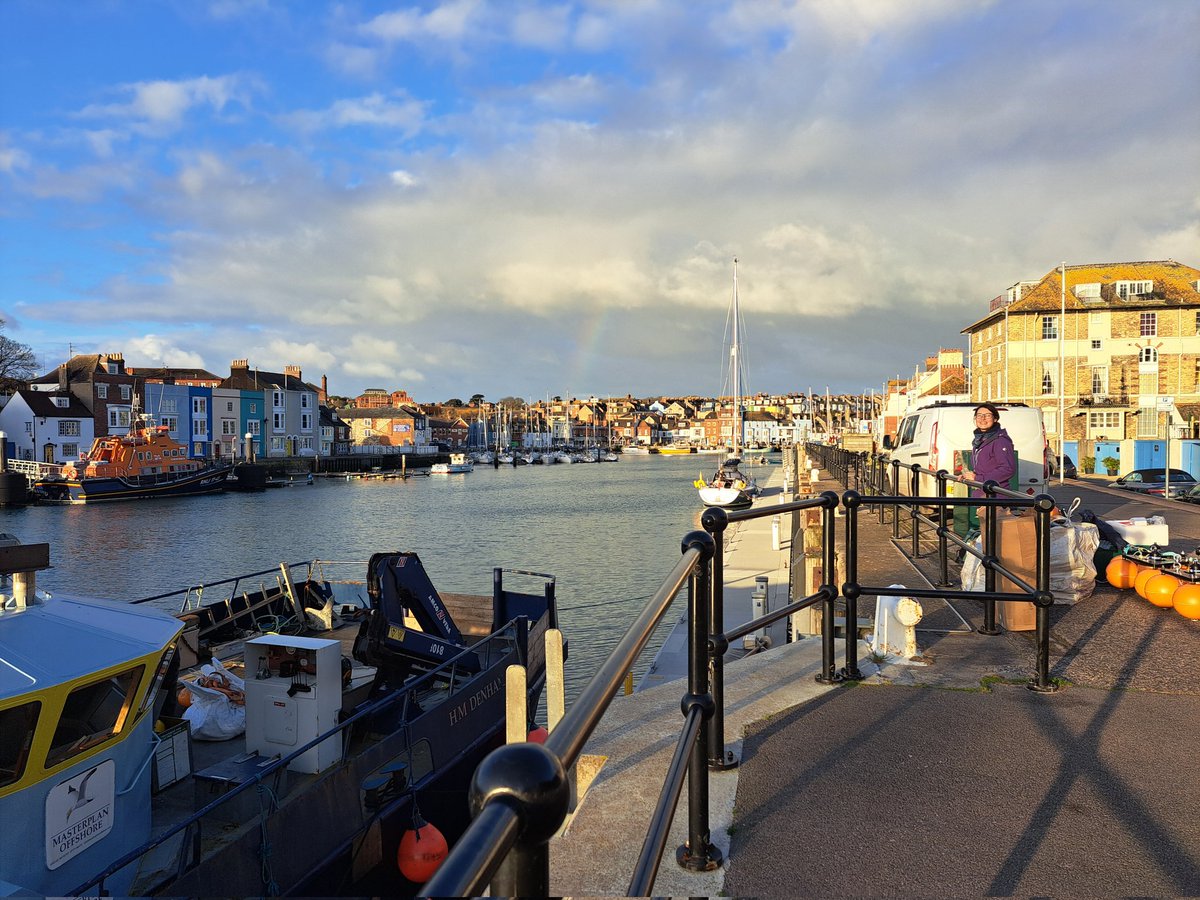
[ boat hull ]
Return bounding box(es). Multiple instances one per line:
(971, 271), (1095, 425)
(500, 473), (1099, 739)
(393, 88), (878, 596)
(698, 485), (754, 509)
(34, 465), (232, 504)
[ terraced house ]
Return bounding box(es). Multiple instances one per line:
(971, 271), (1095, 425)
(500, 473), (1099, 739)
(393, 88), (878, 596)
(965, 259), (1200, 474)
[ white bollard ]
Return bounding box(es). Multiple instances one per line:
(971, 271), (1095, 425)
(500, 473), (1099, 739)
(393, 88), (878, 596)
(871, 585), (923, 661)
(771, 515), (781, 551)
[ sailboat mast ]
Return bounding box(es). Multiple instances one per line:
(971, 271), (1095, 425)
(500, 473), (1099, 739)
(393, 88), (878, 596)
(731, 257), (740, 455)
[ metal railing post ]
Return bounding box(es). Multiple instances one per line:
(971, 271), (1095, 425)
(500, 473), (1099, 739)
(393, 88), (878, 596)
(677, 530), (722, 871)
(909, 464), (921, 558)
(1029, 495), (1059, 693)
(815, 491), (841, 684)
(700, 507), (736, 770)
(934, 470), (952, 587)
(470, 742), (570, 897)
(980, 484), (1000, 635)
(891, 460), (902, 537)
(840, 491), (864, 680)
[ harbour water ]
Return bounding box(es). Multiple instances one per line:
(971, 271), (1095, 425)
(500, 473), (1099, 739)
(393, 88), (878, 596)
(4, 453), (750, 699)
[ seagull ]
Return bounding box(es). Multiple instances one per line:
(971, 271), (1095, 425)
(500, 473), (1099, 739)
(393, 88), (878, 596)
(65, 767), (97, 823)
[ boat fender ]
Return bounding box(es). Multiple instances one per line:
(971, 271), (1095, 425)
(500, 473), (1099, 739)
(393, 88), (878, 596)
(397, 815), (448, 883)
(734, 480), (745, 490)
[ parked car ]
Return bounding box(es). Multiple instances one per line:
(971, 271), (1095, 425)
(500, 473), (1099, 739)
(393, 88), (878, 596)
(1048, 454), (1077, 479)
(1176, 484), (1200, 504)
(1112, 468), (1197, 498)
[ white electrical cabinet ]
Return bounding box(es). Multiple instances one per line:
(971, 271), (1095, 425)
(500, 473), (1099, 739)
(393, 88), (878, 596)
(244, 635), (343, 774)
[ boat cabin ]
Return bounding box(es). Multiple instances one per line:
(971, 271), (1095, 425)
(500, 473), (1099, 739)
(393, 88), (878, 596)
(63, 419), (200, 480)
(0, 537), (182, 896)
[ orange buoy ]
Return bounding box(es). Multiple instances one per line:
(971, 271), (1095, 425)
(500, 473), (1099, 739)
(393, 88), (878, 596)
(1144, 573), (1181, 609)
(527, 726), (549, 744)
(176, 686), (193, 709)
(397, 819), (448, 883)
(1173, 583), (1200, 620)
(1134, 567), (1160, 600)
(1105, 557), (1141, 590)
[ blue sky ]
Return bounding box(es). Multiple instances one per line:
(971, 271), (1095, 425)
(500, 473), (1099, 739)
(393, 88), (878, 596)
(2, 0), (1197, 403)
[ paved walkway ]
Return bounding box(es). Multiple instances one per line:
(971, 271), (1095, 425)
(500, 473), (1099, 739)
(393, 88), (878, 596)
(548, 463), (1200, 897)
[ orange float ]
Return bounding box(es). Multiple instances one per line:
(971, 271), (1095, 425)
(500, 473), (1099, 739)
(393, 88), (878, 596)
(1134, 567), (1160, 600)
(1105, 557), (1141, 590)
(397, 818), (448, 883)
(1144, 573), (1181, 608)
(1172, 582), (1200, 620)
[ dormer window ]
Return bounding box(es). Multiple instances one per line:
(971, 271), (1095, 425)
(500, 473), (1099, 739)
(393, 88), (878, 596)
(1115, 280), (1152, 299)
(53, 396), (68, 408)
(1073, 283), (1101, 300)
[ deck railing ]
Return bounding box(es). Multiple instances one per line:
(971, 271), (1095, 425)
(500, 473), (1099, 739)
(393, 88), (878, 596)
(425, 445), (1058, 897)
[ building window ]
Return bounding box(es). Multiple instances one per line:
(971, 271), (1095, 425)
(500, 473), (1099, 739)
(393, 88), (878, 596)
(250, 402), (257, 414)
(273, 390), (284, 409)
(1090, 367), (1108, 396)
(120, 385), (131, 401)
(96, 384), (108, 399)
(1195, 311), (1200, 334)
(192, 397), (207, 415)
(221, 419), (237, 436)
(1137, 411), (1159, 438)
(193, 419), (207, 437)
(270, 436), (285, 452)
(301, 393), (311, 409)
(1041, 316), (1058, 340)
(1116, 280), (1152, 299)
(1091, 339), (1102, 350)
(301, 412), (313, 432)
(160, 415), (178, 432)
(1139, 347), (1158, 364)
(1041, 362), (1055, 395)
(273, 412), (285, 431)
(247, 420), (260, 436)
(108, 407), (131, 429)
(1140, 313), (1157, 337)
(57, 420), (81, 436)
(61, 443), (79, 458)
(226, 401), (234, 412)
(1088, 411), (1121, 433)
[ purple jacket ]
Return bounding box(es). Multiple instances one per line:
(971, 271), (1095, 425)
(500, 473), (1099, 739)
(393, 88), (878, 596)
(970, 426), (1016, 497)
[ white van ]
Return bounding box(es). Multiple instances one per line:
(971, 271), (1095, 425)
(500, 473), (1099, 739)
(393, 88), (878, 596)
(883, 401), (1048, 496)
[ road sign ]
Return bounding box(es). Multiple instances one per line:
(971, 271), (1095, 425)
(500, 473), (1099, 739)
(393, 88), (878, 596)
(1156, 396), (1174, 412)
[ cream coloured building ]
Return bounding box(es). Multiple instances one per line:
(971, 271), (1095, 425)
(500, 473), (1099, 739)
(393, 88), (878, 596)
(963, 260), (1200, 472)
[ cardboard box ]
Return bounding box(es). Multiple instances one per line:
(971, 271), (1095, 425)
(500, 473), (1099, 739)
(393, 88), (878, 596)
(986, 513), (1038, 632)
(152, 716), (192, 792)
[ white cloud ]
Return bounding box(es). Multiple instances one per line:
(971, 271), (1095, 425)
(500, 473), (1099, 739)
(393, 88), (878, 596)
(77, 75), (255, 133)
(360, 0), (482, 43)
(283, 93), (427, 135)
(390, 169), (419, 188)
(0, 139), (30, 173)
(125, 336), (208, 369)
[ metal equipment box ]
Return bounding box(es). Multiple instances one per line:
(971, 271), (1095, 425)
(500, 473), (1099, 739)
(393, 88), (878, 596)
(244, 635), (343, 774)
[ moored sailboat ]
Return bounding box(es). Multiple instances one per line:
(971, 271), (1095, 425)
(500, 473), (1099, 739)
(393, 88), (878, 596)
(697, 258), (760, 510)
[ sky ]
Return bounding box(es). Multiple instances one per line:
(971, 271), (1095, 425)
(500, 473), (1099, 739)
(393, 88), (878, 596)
(2, 0), (1198, 404)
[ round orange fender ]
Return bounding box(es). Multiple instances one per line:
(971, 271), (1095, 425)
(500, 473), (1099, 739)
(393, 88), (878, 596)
(397, 820), (448, 883)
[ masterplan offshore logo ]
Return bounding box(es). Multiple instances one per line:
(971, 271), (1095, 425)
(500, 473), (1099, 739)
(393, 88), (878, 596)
(45, 759), (115, 869)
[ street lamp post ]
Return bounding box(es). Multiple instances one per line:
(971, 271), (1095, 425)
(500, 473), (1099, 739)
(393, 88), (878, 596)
(1059, 261), (1066, 485)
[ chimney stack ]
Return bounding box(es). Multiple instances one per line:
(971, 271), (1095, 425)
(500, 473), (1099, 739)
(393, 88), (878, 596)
(284, 365), (302, 383)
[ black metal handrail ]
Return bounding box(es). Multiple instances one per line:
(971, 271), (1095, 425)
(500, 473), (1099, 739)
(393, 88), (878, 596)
(422, 449), (1060, 898)
(847, 455), (1058, 690)
(425, 536), (719, 897)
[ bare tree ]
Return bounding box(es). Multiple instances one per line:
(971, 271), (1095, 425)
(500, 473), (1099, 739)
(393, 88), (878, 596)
(0, 321), (37, 390)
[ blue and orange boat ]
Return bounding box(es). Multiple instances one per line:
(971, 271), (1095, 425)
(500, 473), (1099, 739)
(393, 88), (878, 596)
(33, 416), (231, 504)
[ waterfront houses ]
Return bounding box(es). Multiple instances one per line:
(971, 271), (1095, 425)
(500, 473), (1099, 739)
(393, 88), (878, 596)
(963, 259), (1200, 469)
(0, 388), (95, 463)
(220, 360), (320, 458)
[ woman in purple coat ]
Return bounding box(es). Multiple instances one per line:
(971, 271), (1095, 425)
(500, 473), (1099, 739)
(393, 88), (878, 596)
(970, 403), (1016, 495)
(964, 403), (1016, 537)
